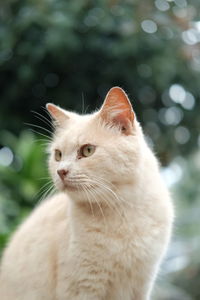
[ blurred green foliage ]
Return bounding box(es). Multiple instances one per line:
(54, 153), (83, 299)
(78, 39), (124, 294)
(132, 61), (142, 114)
(0, 0), (200, 299)
(153, 153), (200, 300)
(0, 130), (48, 250)
(1, 0), (200, 163)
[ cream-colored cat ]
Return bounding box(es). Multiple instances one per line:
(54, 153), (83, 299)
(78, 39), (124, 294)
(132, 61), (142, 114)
(0, 87), (173, 300)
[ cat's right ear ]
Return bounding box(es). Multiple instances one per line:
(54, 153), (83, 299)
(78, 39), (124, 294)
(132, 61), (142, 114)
(46, 103), (69, 126)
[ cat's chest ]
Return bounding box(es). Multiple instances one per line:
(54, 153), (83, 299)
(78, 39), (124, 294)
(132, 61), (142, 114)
(69, 222), (140, 273)
(57, 217), (154, 299)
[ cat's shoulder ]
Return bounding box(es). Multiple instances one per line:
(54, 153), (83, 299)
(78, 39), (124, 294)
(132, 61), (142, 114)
(29, 192), (70, 224)
(9, 193), (70, 242)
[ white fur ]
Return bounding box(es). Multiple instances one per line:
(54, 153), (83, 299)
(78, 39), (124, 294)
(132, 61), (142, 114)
(0, 99), (173, 300)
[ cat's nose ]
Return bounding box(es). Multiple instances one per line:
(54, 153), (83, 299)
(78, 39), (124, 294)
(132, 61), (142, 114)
(57, 169), (68, 181)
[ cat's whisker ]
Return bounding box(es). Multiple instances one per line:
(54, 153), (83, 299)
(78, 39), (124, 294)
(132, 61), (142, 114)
(99, 190), (127, 226)
(78, 174), (130, 222)
(83, 177), (127, 226)
(99, 185), (131, 225)
(32, 138), (51, 147)
(91, 175), (134, 210)
(32, 113), (53, 130)
(92, 187), (112, 233)
(83, 184), (108, 230)
(81, 92), (85, 115)
(91, 188), (108, 229)
(31, 110), (55, 130)
(95, 188), (124, 225)
(90, 181), (126, 229)
(25, 122), (53, 136)
(70, 180), (97, 220)
(64, 175), (131, 223)
(37, 185), (54, 202)
(37, 176), (52, 181)
(27, 128), (53, 141)
(81, 184), (95, 219)
(41, 185), (56, 202)
(42, 106), (57, 128)
(36, 182), (56, 205)
(32, 180), (53, 201)
(81, 93), (90, 115)
(90, 177), (131, 225)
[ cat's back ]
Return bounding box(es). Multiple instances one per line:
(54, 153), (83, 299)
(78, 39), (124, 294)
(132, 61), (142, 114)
(0, 193), (69, 300)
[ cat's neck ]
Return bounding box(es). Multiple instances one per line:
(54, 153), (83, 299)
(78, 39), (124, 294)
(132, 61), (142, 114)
(67, 183), (143, 232)
(72, 200), (113, 218)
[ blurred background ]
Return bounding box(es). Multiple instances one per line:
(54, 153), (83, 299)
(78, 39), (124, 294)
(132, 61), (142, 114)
(0, 0), (200, 299)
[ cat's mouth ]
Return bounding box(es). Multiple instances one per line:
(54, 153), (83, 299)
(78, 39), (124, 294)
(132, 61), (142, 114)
(58, 178), (90, 192)
(64, 183), (81, 191)
(59, 180), (81, 191)
(57, 174), (99, 193)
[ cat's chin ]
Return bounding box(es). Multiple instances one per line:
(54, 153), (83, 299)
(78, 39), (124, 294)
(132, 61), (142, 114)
(59, 183), (80, 192)
(56, 179), (97, 194)
(56, 180), (88, 193)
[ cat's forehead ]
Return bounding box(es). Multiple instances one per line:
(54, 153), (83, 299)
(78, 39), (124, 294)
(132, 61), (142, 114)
(54, 113), (101, 147)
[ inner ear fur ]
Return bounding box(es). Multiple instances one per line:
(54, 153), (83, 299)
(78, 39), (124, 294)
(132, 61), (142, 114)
(99, 87), (135, 135)
(46, 103), (69, 127)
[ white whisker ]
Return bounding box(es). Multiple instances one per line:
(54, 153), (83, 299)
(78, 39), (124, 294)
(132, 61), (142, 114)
(27, 128), (53, 141)
(83, 183), (108, 230)
(81, 184), (95, 219)
(31, 110), (55, 130)
(32, 180), (53, 200)
(82, 176), (128, 226)
(25, 122), (53, 136)
(36, 182), (56, 205)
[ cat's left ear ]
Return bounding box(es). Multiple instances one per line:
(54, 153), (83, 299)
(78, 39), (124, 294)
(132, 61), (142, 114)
(46, 103), (69, 126)
(99, 87), (135, 135)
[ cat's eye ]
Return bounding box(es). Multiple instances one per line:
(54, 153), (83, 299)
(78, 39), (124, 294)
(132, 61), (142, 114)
(79, 144), (96, 158)
(55, 149), (62, 161)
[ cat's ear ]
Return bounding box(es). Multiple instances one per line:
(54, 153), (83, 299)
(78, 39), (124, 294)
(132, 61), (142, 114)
(46, 103), (69, 126)
(99, 87), (135, 135)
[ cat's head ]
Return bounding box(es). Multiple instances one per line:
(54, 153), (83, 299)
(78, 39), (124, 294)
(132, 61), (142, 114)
(47, 87), (144, 202)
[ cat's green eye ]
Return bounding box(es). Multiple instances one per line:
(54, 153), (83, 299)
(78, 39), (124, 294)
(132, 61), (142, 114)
(55, 149), (62, 161)
(80, 144), (96, 158)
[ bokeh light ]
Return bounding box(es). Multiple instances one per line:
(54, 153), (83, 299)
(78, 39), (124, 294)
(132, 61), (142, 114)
(0, 147), (14, 167)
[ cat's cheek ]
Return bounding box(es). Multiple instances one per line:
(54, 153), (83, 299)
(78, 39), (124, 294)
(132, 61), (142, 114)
(48, 159), (60, 186)
(54, 177), (65, 192)
(48, 159), (71, 192)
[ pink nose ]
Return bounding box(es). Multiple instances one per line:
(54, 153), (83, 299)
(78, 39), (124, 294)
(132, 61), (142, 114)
(57, 169), (68, 180)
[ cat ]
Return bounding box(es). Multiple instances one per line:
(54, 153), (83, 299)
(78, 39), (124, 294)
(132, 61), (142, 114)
(0, 87), (174, 300)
